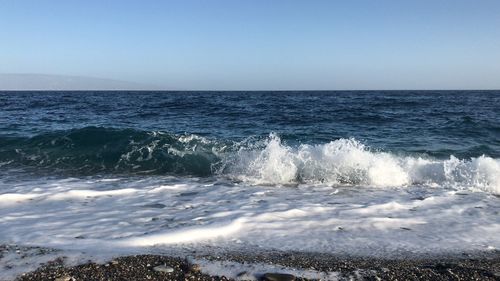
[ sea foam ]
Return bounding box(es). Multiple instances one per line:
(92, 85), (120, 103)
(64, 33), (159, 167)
(224, 134), (500, 194)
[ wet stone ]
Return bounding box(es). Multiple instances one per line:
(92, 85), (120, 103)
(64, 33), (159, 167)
(236, 271), (254, 280)
(142, 203), (166, 209)
(152, 264), (174, 273)
(236, 271), (248, 277)
(262, 273), (296, 281)
(179, 191), (199, 197)
(190, 263), (201, 272)
(54, 276), (75, 281)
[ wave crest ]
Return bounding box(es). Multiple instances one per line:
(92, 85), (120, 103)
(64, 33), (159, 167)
(0, 127), (224, 176)
(1, 127), (499, 193)
(223, 134), (500, 193)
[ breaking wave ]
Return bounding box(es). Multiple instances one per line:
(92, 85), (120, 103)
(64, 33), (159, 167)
(0, 127), (224, 176)
(1, 127), (499, 193)
(223, 134), (500, 194)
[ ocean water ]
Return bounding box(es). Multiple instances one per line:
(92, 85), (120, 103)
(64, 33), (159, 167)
(1, 91), (500, 273)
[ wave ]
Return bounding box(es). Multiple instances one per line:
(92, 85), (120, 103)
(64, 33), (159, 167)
(0, 127), (225, 176)
(222, 135), (500, 194)
(1, 127), (499, 193)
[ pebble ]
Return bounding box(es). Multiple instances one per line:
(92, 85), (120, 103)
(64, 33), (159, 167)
(153, 264), (174, 273)
(235, 271), (254, 280)
(190, 264), (201, 272)
(262, 273), (296, 281)
(143, 203), (166, 209)
(54, 276), (74, 281)
(14, 250), (500, 281)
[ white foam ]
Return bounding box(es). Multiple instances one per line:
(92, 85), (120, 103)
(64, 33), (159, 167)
(123, 219), (245, 246)
(1, 176), (499, 255)
(1, 157), (500, 279)
(0, 193), (40, 205)
(191, 258), (339, 280)
(224, 135), (500, 194)
(48, 188), (138, 200)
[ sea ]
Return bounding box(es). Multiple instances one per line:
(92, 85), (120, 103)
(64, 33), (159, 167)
(1, 91), (499, 276)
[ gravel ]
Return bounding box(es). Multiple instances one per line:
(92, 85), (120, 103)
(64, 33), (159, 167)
(12, 248), (500, 281)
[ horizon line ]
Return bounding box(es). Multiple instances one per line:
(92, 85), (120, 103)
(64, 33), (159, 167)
(1, 89), (499, 92)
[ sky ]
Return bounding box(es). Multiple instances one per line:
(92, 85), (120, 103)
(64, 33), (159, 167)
(1, 0), (500, 90)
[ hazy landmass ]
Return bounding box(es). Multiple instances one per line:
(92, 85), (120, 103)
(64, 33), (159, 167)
(0, 73), (156, 90)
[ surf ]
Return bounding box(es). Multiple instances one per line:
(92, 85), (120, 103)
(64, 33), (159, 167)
(1, 127), (499, 194)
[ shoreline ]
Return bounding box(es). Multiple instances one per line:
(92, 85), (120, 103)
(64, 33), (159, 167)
(5, 245), (500, 281)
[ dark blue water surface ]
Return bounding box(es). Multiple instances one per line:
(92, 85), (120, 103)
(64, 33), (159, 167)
(0, 91), (499, 176)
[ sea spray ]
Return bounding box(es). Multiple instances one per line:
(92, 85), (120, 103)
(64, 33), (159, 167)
(223, 134), (500, 193)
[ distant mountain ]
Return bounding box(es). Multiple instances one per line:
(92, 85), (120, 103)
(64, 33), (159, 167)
(0, 73), (156, 90)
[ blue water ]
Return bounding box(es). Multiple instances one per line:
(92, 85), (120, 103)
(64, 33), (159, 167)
(0, 91), (499, 183)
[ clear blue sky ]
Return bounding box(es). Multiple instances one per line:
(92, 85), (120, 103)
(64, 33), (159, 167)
(1, 0), (500, 90)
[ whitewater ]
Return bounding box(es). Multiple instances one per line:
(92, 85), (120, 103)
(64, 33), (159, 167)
(1, 135), (499, 249)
